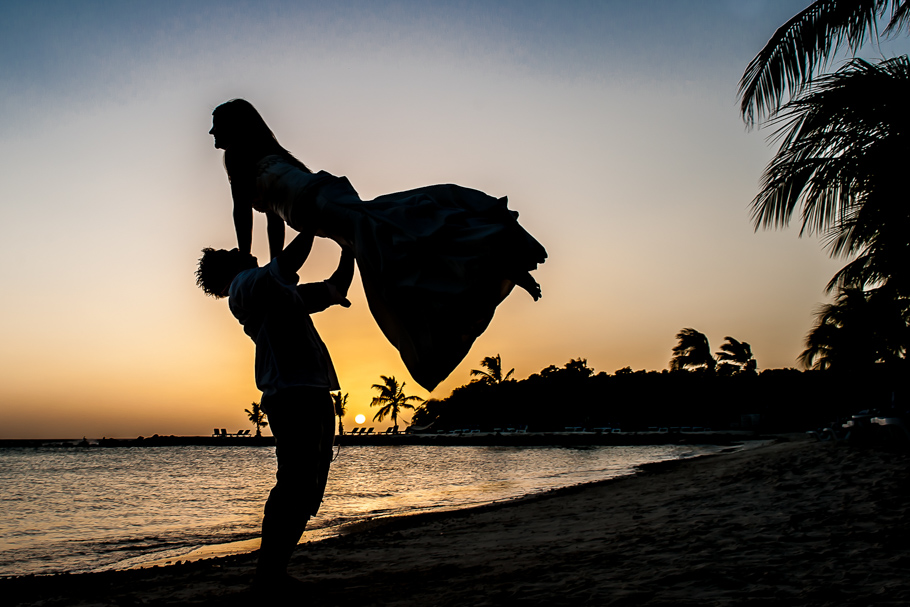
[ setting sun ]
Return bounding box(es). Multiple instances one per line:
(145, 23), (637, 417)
(355, 414), (366, 425)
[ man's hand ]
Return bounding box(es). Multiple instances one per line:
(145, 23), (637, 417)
(276, 230), (315, 279)
(326, 245), (355, 297)
(326, 282), (352, 308)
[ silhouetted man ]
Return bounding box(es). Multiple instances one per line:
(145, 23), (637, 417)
(196, 234), (353, 593)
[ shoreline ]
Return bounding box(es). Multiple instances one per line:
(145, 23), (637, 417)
(108, 443), (749, 572)
(2, 441), (729, 579)
(5, 445), (733, 578)
(0, 430), (759, 449)
(5, 436), (910, 605)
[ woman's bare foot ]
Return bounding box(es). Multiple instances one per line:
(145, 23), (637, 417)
(513, 271), (541, 301)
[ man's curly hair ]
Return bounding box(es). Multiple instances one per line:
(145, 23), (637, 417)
(196, 248), (256, 298)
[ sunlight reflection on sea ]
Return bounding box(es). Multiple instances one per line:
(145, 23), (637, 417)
(0, 443), (717, 576)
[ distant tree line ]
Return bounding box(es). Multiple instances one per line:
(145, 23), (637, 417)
(247, 326), (906, 437)
(410, 345), (906, 435)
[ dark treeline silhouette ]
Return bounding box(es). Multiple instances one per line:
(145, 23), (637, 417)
(411, 358), (906, 434)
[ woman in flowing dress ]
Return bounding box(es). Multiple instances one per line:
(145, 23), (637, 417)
(209, 98), (546, 390)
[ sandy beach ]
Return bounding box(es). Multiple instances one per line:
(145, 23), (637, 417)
(4, 436), (910, 606)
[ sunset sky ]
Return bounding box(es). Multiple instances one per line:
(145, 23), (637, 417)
(3, 1), (905, 439)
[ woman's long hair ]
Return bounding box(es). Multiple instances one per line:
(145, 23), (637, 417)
(213, 99), (311, 195)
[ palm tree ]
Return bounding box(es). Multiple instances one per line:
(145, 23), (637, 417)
(470, 354), (515, 385)
(799, 286), (908, 370)
(739, 0), (910, 126)
(716, 337), (757, 375)
(670, 328), (716, 372)
(332, 392), (348, 435)
(244, 402), (268, 438)
(370, 375), (424, 431)
(750, 56), (910, 294)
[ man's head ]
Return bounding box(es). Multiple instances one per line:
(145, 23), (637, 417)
(196, 248), (258, 298)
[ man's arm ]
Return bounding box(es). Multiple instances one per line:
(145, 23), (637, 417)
(326, 246), (355, 296)
(275, 229), (315, 280)
(297, 246), (355, 313)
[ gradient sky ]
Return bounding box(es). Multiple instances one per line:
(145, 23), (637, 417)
(2, 1), (903, 438)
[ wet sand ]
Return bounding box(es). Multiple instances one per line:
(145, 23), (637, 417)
(5, 436), (910, 606)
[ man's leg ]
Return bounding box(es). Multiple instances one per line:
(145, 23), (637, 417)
(256, 387), (335, 582)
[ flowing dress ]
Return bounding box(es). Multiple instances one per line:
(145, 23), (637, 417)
(254, 155), (547, 390)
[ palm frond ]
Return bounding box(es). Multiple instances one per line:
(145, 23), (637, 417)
(751, 56), (910, 292)
(799, 286), (909, 369)
(670, 328), (716, 371)
(740, 0), (892, 125)
(332, 392), (348, 417)
(370, 375), (423, 426)
(470, 354), (514, 384)
(884, 0), (910, 33)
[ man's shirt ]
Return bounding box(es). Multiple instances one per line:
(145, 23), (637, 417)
(228, 260), (340, 400)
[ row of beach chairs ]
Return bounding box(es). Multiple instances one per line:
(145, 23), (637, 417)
(438, 426), (529, 435)
(808, 413), (910, 445)
(346, 427), (400, 435)
(211, 428), (252, 437)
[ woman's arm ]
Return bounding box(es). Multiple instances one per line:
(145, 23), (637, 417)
(266, 211), (286, 261)
(231, 182), (253, 255)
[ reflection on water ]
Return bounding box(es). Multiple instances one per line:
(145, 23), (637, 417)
(0, 443), (713, 576)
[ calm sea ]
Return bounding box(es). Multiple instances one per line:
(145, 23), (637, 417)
(0, 443), (718, 577)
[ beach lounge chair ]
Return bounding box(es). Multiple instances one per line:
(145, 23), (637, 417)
(212, 428), (220, 437)
(871, 417), (910, 444)
(220, 429), (228, 436)
(365, 427), (374, 434)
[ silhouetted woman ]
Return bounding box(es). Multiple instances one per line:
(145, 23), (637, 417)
(210, 98), (546, 390)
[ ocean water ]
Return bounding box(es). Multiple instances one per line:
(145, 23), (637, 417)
(0, 443), (716, 577)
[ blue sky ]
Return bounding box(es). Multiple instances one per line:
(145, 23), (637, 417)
(2, 1), (902, 437)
